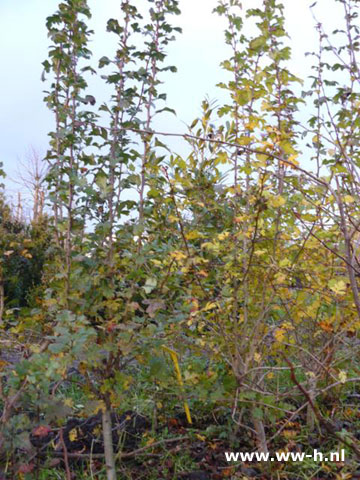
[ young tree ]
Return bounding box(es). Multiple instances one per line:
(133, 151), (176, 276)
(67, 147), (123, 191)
(13, 147), (48, 222)
(43, 0), (181, 477)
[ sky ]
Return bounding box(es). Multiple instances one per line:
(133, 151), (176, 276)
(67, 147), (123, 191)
(0, 0), (344, 208)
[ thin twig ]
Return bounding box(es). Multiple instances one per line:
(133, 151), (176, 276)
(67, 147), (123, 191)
(50, 435), (189, 460)
(282, 354), (360, 457)
(59, 428), (72, 480)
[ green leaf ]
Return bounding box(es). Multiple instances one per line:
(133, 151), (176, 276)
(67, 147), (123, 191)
(252, 408), (264, 420)
(249, 36), (267, 50)
(98, 56), (111, 68)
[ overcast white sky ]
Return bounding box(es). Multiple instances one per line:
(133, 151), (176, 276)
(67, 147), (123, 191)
(0, 0), (343, 205)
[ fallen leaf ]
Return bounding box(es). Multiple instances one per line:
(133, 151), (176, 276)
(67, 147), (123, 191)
(32, 425), (52, 437)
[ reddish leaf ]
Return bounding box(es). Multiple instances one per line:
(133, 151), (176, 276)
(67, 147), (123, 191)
(32, 425), (52, 437)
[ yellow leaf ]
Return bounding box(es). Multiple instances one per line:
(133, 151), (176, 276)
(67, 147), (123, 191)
(343, 195), (354, 204)
(216, 152), (228, 164)
(218, 231), (230, 241)
(254, 249), (267, 256)
(268, 195), (286, 208)
(245, 121), (258, 131)
(170, 250), (187, 261)
(274, 328), (286, 342)
(237, 135), (252, 146)
(274, 273), (286, 284)
(185, 231), (201, 240)
(201, 242), (220, 252)
(281, 321), (295, 331)
(203, 302), (217, 311)
(63, 398), (74, 408)
(92, 400), (106, 415)
(254, 352), (261, 363)
(338, 370), (347, 384)
(195, 433), (206, 441)
(151, 259), (162, 266)
(279, 258), (291, 267)
(69, 428), (78, 442)
(280, 140), (297, 155)
(255, 153), (268, 166)
(329, 279), (347, 295)
(287, 154), (299, 167)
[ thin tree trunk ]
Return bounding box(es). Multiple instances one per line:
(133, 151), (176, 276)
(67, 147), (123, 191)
(306, 375), (317, 431)
(102, 404), (116, 480)
(252, 416), (268, 454)
(0, 278), (4, 324)
(33, 185), (41, 223)
(336, 178), (360, 319)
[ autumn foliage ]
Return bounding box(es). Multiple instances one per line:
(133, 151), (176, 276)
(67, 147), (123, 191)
(1, 0), (360, 478)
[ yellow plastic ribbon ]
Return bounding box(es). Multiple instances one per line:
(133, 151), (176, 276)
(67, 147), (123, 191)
(162, 345), (192, 425)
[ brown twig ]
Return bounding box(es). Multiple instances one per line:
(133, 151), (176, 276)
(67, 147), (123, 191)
(50, 435), (189, 460)
(0, 378), (28, 424)
(282, 354), (360, 457)
(77, 120), (331, 189)
(59, 427), (72, 480)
